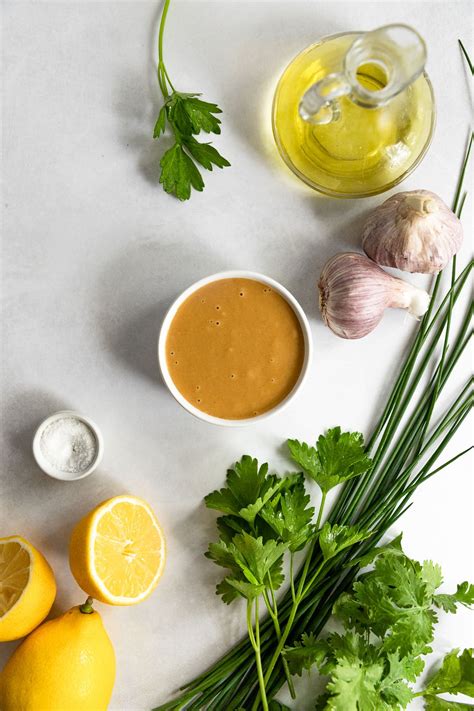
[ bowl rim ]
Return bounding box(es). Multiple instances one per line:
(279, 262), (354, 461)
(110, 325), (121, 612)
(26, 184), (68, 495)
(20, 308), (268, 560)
(157, 270), (313, 427)
(32, 410), (104, 480)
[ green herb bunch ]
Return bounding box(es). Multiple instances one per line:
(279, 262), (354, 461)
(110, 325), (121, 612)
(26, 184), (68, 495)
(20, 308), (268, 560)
(153, 0), (230, 200)
(154, 45), (473, 711)
(154, 135), (473, 711)
(285, 539), (474, 709)
(204, 430), (374, 708)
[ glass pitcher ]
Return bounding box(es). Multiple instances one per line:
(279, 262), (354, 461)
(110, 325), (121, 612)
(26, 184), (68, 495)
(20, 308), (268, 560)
(272, 24), (435, 198)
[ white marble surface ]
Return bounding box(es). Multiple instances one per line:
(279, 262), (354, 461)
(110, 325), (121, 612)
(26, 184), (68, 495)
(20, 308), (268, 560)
(1, 1), (473, 709)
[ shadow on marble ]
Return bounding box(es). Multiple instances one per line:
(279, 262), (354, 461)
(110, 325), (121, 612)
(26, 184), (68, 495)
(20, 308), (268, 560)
(113, 0), (173, 188)
(95, 239), (227, 385)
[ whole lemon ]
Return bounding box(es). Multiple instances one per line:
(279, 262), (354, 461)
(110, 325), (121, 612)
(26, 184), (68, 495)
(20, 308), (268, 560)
(0, 535), (56, 642)
(0, 597), (115, 711)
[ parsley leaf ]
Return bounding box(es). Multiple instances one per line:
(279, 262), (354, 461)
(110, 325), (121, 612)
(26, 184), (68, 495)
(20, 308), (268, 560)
(180, 94), (223, 134)
(206, 532), (286, 604)
(318, 522), (373, 561)
(159, 143), (204, 201)
(154, 92), (229, 200)
(153, 105), (167, 138)
(205, 456), (298, 527)
(287, 427), (372, 494)
(261, 480), (315, 552)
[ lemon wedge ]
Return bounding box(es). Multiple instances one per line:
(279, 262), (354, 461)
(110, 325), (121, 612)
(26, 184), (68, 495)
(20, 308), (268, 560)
(0, 536), (56, 641)
(69, 495), (166, 605)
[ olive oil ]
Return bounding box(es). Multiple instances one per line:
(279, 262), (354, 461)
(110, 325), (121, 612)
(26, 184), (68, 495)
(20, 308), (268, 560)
(272, 32), (435, 197)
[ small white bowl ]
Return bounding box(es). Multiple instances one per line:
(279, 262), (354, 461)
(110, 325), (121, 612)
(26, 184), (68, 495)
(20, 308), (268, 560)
(33, 410), (104, 481)
(158, 270), (313, 427)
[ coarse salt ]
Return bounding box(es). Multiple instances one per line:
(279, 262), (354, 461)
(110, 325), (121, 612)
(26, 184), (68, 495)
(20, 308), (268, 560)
(40, 417), (97, 474)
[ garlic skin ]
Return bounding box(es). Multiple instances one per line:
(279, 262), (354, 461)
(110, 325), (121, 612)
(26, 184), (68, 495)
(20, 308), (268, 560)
(318, 253), (430, 339)
(362, 190), (463, 274)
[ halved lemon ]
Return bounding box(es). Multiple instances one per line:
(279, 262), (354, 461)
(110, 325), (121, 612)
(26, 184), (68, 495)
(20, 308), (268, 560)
(69, 495), (166, 605)
(0, 535), (56, 641)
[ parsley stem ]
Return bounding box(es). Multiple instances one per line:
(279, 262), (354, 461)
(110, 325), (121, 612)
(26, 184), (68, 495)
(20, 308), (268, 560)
(247, 598), (268, 711)
(252, 495), (329, 711)
(157, 0), (174, 98)
(290, 552), (296, 603)
(263, 582), (296, 699)
(315, 491), (327, 529)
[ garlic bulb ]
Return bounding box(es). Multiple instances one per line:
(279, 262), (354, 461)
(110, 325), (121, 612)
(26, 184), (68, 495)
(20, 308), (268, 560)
(318, 253), (430, 339)
(362, 190), (463, 274)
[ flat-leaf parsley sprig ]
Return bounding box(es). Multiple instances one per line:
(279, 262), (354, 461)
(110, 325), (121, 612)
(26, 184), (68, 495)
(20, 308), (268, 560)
(203, 431), (374, 710)
(153, 0), (230, 200)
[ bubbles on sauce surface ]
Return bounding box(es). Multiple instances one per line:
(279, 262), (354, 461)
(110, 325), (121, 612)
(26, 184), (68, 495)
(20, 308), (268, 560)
(263, 287), (272, 294)
(196, 385), (201, 391)
(170, 350), (175, 356)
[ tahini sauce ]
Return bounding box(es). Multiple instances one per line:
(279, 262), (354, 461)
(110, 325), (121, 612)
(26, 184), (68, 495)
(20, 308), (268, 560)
(166, 279), (305, 419)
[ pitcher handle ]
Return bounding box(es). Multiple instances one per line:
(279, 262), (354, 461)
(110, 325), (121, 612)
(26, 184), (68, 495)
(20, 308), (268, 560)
(299, 73), (351, 125)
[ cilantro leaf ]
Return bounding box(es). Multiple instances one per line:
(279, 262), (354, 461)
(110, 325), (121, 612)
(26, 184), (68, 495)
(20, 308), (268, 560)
(287, 428), (372, 494)
(378, 651), (420, 706)
(284, 633), (329, 676)
(423, 648), (474, 698)
(435, 582), (474, 613)
(319, 522), (373, 561)
(334, 549), (437, 656)
(424, 697), (474, 710)
(325, 655), (387, 710)
(159, 143), (204, 200)
(261, 480), (315, 552)
(422, 561), (444, 596)
(349, 534), (404, 568)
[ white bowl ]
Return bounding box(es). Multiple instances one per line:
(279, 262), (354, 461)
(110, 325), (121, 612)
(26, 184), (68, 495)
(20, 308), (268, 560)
(158, 270), (313, 427)
(32, 410), (104, 481)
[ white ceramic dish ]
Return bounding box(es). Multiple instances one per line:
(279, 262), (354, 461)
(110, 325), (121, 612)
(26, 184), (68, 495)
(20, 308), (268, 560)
(158, 270), (313, 427)
(32, 410), (104, 480)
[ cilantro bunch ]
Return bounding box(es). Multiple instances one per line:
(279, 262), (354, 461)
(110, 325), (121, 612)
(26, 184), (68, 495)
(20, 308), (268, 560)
(284, 541), (474, 710)
(153, 0), (230, 200)
(204, 429), (374, 710)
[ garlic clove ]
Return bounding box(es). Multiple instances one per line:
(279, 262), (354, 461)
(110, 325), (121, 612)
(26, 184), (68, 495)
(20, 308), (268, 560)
(318, 253), (430, 340)
(362, 190), (463, 274)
